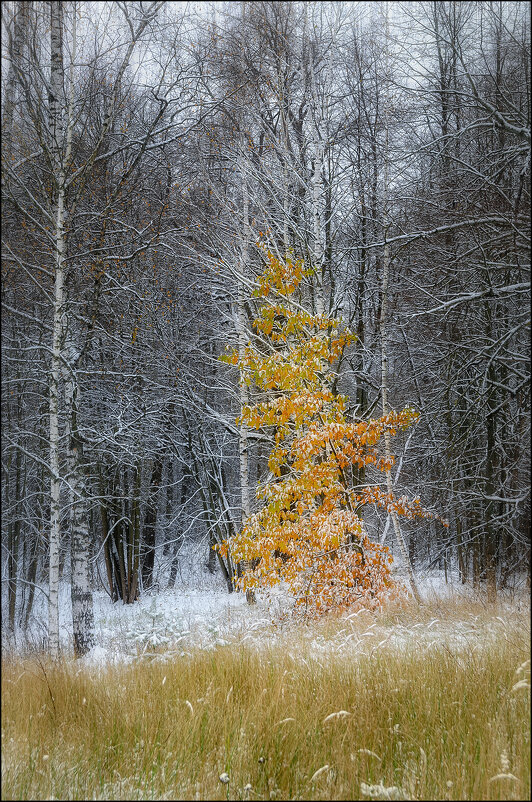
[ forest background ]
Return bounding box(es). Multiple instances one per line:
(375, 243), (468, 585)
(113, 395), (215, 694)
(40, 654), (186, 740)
(1, 0), (530, 658)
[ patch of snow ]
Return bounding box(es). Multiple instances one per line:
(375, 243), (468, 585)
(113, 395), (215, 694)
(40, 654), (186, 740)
(3, 552), (529, 668)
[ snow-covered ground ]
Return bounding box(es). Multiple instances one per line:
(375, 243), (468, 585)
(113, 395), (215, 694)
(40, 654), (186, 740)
(3, 541), (529, 668)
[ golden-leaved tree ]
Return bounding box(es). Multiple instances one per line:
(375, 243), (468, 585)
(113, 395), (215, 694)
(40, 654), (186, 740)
(219, 249), (440, 615)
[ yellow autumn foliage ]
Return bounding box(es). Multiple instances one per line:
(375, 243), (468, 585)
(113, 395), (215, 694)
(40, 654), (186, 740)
(219, 250), (440, 616)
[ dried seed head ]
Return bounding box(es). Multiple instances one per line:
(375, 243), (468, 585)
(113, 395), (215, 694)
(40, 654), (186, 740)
(500, 751), (510, 773)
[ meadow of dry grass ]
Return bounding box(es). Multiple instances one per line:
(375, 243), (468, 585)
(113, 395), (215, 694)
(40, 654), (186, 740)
(2, 596), (530, 801)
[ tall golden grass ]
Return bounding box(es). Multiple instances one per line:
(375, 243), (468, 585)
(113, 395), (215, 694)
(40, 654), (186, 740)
(2, 598), (530, 801)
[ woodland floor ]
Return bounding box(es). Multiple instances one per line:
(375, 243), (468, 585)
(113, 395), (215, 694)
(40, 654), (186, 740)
(3, 549), (530, 666)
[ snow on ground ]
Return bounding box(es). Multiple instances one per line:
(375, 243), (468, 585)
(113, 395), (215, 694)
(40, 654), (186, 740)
(4, 540), (529, 668)
(79, 575), (531, 671)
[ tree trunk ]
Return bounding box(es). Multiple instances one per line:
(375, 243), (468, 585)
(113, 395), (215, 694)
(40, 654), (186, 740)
(127, 465), (141, 603)
(167, 462), (185, 590)
(379, 8), (422, 603)
(66, 373), (95, 656)
(47, 0), (66, 659)
(114, 482), (128, 603)
(142, 458), (162, 590)
(309, 50), (325, 317)
(380, 258), (421, 603)
(484, 313), (498, 604)
(2, 1), (29, 150)
(472, 518), (480, 590)
(23, 538), (39, 631)
(457, 519), (467, 584)
(8, 446), (22, 634)
(99, 467), (117, 602)
(237, 126), (255, 604)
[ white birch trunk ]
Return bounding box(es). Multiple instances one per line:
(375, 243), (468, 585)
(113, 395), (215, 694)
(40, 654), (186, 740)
(49, 311), (61, 659)
(237, 139), (255, 604)
(379, 2), (421, 604)
(237, 174), (250, 524)
(48, 0), (65, 659)
(380, 240), (421, 602)
(2, 2), (29, 149)
(49, 1), (95, 655)
(278, 73), (291, 254)
(63, 2), (94, 656)
(311, 141), (325, 317)
(65, 364), (95, 656)
(309, 56), (325, 317)
(380, 245), (421, 604)
(283, 158), (290, 254)
(237, 1), (255, 602)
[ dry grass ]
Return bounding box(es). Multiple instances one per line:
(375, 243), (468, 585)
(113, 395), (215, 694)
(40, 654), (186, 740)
(2, 597), (530, 801)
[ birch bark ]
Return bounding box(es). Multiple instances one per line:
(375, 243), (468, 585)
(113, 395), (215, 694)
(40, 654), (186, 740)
(237, 1), (255, 602)
(237, 136), (255, 604)
(65, 366), (95, 655)
(306, 13), (325, 317)
(379, 1), (421, 604)
(48, 0), (66, 658)
(2, 1), (29, 149)
(380, 240), (421, 604)
(64, 4), (95, 655)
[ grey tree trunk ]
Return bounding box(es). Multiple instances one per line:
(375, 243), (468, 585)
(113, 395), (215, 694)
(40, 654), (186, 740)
(142, 458), (162, 591)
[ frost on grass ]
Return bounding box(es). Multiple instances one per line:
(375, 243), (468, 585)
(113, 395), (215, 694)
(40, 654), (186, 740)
(511, 659), (530, 692)
(355, 749), (382, 761)
(310, 764), (330, 783)
(488, 750), (519, 784)
(9, 566), (529, 669)
(360, 781), (409, 800)
(323, 710), (351, 723)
